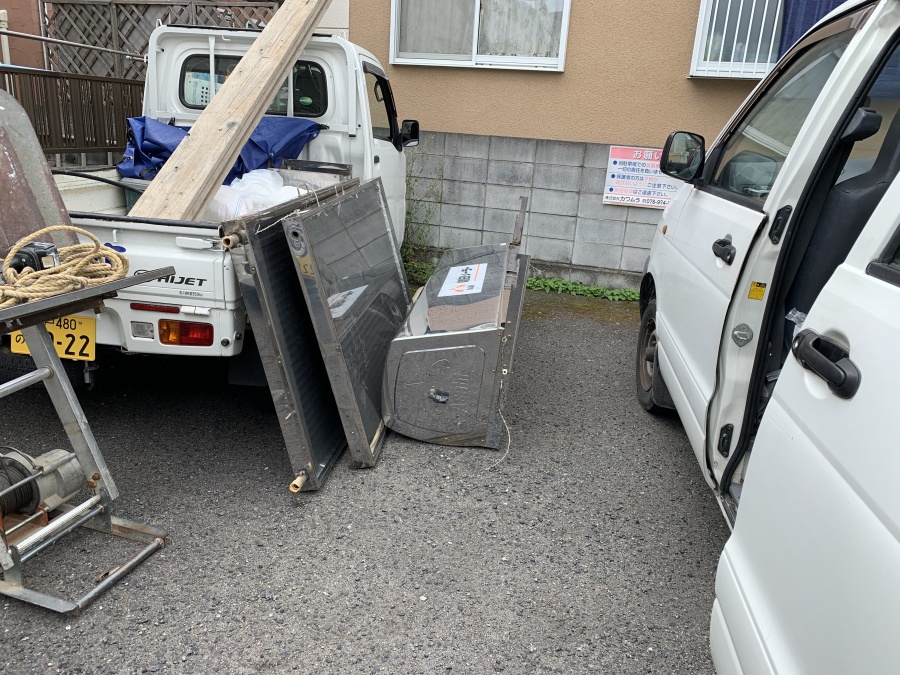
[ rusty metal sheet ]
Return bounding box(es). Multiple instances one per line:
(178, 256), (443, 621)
(0, 90), (77, 259)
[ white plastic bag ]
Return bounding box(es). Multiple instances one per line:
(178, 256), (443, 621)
(201, 185), (257, 222)
(201, 169), (311, 222)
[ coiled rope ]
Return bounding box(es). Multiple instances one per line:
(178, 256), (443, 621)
(0, 226), (129, 310)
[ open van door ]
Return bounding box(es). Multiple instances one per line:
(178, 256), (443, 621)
(654, 21), (860, 477)
(709, 169), (900, 674)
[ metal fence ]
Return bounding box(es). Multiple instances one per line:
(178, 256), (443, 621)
(42, 1), (281, 79)
(0, 66), (143, 155)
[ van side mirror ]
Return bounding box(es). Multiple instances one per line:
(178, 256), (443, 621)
(400, 120), (419, 148)
(661, 131), (706, 183)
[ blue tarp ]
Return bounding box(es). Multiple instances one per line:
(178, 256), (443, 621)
(117, 116), (322, 184)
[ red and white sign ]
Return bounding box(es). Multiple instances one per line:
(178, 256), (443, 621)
(603, 146), (682, 209)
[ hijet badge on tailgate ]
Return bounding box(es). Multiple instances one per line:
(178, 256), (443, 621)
(135, 269), (209, 287)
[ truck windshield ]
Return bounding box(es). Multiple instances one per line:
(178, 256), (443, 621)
(180, 56), (328, 117)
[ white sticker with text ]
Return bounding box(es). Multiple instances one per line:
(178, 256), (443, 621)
(438, 264), (487, 297)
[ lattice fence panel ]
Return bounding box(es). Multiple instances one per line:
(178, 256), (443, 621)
(194, 4), (279, 29)
(43, 2), (117, 77)
(43, 2), (281, 79)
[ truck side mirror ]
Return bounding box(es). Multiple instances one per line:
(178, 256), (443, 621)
(661, 131), (706, 183)
(400, 120), (419, 148)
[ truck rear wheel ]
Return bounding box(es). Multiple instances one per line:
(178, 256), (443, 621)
(636, 299), (665, 414)
(0, 342), (85, 390)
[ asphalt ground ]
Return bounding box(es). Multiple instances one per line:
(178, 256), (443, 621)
(0, 291), (730, 674)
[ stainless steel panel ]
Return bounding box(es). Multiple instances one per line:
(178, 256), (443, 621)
(234, 212), (347, 490)
(283, 179), (410, 467)
(383, 244), (529, 448)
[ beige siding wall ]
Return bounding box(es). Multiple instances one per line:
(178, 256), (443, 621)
(350, 0), (758, 147)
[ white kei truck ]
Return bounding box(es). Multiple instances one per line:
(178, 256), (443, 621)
(636, 0), (900, 672)
(1, 24), (418, 385)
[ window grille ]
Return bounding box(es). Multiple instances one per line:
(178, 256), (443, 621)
(691, 0), (784, 78)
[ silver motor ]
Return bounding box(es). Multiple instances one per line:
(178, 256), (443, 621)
(0, 448), (83, 516)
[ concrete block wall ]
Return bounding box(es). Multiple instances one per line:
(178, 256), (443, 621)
(405, 132), (664, 288)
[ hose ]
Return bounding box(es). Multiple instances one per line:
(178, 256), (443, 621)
(50, 169), (146, 195)
(0, 225), (129, 309)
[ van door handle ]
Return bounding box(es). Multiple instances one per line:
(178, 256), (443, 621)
(712, 239), (736, 265)
(791, 328), (861, 399)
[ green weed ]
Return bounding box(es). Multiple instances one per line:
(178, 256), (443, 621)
(525, 277), (639, 301)
(401, 257), (638, 302)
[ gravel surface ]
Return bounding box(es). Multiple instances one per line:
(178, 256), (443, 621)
(0, 291), (729, 674)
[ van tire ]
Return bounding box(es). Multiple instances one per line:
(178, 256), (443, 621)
(636, 299), (665, 414)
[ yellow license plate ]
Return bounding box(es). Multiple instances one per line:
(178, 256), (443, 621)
(10, 315), (97, 361)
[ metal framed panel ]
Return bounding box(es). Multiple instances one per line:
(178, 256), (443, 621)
(234, 214), (347, 491)
(282, 179), (411, 467)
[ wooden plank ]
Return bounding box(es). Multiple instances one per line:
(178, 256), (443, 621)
(129, 0), (333, 221)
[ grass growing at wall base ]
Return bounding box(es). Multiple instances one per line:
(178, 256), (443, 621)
(525, 277), (639, 301)
(402, 256), (639, 302)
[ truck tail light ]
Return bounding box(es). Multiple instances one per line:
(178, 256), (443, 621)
(131, 302), (179, 314)
(158, 320), (214, 346)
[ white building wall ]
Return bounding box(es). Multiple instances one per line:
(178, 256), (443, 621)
(319, 0), (350, 35)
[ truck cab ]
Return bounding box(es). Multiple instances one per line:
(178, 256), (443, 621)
(144, 25), (413, 238)
(6, 25), (418, 374)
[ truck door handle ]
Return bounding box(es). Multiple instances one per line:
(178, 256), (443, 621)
(712, 239), (736, 265)
(374, 155), (380, 164)
(791, 328), (861, 399)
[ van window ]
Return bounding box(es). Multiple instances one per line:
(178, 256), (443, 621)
(837, 45), (900, 184)
(711, 30), (855, 202)
(783, 39), (900, 324)
(180, 56), (327, 117)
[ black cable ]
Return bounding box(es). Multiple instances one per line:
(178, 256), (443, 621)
(50, 169), (145, 195)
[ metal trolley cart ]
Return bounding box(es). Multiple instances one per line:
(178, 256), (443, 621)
(0, 269), (172, 615)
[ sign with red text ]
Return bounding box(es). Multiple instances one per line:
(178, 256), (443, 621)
(603, 146), (682, 209)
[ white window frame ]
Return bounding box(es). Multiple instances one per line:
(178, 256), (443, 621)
(389, 0), (572, 72)
(690, 0), (784, 79)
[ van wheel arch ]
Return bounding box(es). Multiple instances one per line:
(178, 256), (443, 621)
(639, 273), (655, 318)
(635, 283), (675, 414)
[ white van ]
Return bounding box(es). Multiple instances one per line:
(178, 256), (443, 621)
(636, 0), (900, 672)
